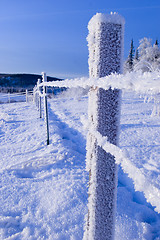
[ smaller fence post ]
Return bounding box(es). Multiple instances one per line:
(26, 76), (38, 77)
(37, 86), (39, 110)
(33, 87), (36, 104)
(26, 89), (28, 103)
(42, 72), (49, 145)
(8, 92), (10, 103)
(35, 90), (39, 109)
(37, 78), (42, 118)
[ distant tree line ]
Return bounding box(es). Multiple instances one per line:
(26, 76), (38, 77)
(124, 38), (160, 73)
(0, 74), (62, 92)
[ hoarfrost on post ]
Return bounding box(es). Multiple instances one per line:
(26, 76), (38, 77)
(84, 12), (124, 240)
(87, 12), (125, 78)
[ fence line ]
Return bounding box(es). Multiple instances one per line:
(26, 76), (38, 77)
(33, 71), (160, 213)
(0, 90), (34, 104)
(32, 70), (160, 239)
(33, 73), (50, 145)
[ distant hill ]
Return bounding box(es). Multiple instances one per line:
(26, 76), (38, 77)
(0, 73), (62, 89)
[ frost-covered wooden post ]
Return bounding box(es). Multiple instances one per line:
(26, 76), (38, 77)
(35, 87), (39, 108)
(37, 79), (41, 113)
(84, 13), (124, 240)
(8, 92), (10, 103)
(42, 72), (49, 145)
(37, 78), (42, 118)
(33, 87), (36, 104)
(26, 89), (28, 103)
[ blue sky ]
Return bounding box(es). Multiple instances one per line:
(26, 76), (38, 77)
(0, 0), (160, 78)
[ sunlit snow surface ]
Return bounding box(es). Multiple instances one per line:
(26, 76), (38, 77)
(0, 90), (160, 239)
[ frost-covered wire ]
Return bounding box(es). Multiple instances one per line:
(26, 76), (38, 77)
(36, 71), (160, 95)
(89, 129), (160, 214)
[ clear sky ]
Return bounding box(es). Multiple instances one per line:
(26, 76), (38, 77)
(0, 0), (160, 78)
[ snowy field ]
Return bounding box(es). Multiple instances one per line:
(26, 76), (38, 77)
(0, 89), (160, 239)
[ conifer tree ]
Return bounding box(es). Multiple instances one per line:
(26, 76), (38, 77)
(135, 49), (139, 61)
(124, 39), (135, 73)
(155, 39), (158, 46)
(129, 39), (135, 70)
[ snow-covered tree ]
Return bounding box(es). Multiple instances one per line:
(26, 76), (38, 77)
(134, 37), (160, 72)
(124, 37), (160, 73)
(134, 37), (152, 72)
(133, 38), (160, 117)
(138, 37), (152, 57)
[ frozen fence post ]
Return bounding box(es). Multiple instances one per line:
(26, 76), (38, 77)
(42, 72), (49, 145)
(26, 89), (28, 103)
(35, 85), (38, 108)
(33, 87), (36, 104)
(84, 13), (125, 240)
(37, 78), (42, 118)
(8, 92), (10, 103)
(36, 87), (39, 108)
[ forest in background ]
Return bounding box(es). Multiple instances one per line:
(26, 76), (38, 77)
(0, 73), (62, 92)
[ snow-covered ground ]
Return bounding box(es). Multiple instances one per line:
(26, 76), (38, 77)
(0, 89), (160, 239)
